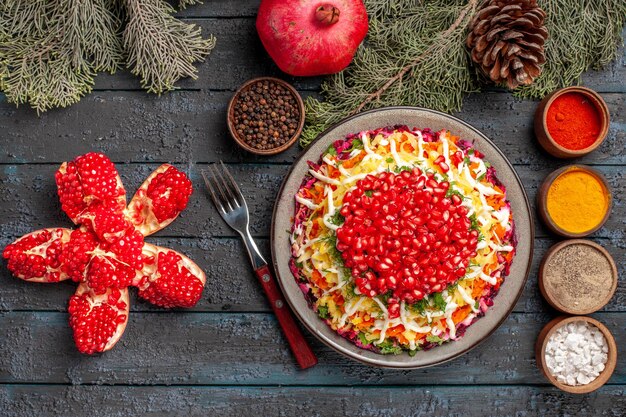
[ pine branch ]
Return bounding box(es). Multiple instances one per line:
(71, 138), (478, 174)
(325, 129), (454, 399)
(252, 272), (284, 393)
(123, 0), (216, 94)
(1, 35), (96, 112)
(0, 0), (122, 111)
(177, 0), (203, 9)
(516, 0), (626, 99)
(353, 0), (479, 115)
(1, 0), (216, 111)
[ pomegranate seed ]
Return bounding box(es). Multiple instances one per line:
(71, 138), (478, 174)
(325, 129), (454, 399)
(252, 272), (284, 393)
(335, 170), (478, 303)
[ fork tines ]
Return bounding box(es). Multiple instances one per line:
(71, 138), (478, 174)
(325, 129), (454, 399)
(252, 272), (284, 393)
(201, 162), (245, 214)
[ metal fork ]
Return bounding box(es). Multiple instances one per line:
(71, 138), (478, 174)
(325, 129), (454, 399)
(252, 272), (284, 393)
(202, 162), (317, 369)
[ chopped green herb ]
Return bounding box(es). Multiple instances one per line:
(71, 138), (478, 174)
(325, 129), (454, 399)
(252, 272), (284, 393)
(476, 172), (486, 181)
(393, 165), (412, 173)
(344, 282), (357, 299)
(474, 300), (480, 310)
(295, 260), (304, 269)
(318, 305), (329, 319)
(446, 188), (465, 199)
(463, 156), (471, 165)
(411, 298), (428, 315)
(432, 291), (447, 312)
(469, 213), (479, 231)
(329, 211), (345, 225)
(408, 349), (418, 357)
(426, 334), (444, 345)
(377, 291), (393, 304)
(468, 149), (475, 155)
(484, 161), (491, 169)
(364, 190), (373, 197)
(321, 235), (344, 266)
(377, 340), (402, 355)
(347, 138), (364, 152)
(326, 144), (337, 156)
(358, 332), (370, 346)
(478, 231), (485, 242)
(386, 157), (394, 163)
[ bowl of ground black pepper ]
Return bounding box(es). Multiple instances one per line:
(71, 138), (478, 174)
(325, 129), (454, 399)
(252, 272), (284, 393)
(228, 77), (305, 155)
(539, 239), (617, 315)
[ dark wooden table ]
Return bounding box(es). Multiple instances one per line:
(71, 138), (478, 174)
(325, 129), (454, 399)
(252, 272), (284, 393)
(1, 3), (624, 416)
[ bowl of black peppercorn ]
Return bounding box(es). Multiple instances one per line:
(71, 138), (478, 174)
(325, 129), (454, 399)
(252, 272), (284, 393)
(227, 77), (305, 155)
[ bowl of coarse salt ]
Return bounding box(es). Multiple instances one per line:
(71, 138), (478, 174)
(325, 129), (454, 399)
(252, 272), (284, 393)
(536, 316), (617, 394)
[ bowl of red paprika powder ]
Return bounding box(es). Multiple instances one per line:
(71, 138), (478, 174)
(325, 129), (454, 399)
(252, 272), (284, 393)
(534, 86), (610, 158)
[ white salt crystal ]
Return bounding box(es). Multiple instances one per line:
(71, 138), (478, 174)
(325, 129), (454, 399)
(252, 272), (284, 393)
(544, 321), (609, 387)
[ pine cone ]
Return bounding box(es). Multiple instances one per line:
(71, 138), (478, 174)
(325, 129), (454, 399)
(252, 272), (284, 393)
(466, 0), (548, 89)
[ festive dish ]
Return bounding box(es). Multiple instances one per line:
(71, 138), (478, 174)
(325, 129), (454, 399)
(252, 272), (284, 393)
(288, 125), (516, 354)
(271, 107), (532, 368)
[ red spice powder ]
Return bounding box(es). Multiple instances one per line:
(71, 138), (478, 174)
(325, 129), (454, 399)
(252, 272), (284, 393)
(546, 92), (602, 150)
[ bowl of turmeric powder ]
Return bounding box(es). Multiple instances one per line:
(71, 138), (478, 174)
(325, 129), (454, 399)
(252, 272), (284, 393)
(534, 86), (610, 159)
(537, 165), (612, 238)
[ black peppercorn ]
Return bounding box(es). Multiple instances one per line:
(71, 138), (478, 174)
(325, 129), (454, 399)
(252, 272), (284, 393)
(232, 79), (301, 151)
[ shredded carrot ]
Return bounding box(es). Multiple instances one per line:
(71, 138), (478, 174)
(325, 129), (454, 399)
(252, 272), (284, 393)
(332, 292), (345, 306)
(386, 324), (406, 337)
(342, 152), (365, 169)
(310, 221), (320, 238)
(471, 278), (487, 298)
(326, 165), (341, 179)
(486, 195), (506, 210)
(401, 142), (415, 153)
(311, 269), (329, 290)
(452, 305), (472, 324)
(395, 333), (409, 345)
(484, 261), (499, 275)
(492, 223), (507, 240)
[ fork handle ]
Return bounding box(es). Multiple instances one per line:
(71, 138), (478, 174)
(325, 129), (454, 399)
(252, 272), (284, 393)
(254, 264), (318, 369)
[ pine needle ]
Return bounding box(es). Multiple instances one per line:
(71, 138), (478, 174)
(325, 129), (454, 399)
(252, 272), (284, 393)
(0, 0), (216, 112)
(123, 0), (216, 94)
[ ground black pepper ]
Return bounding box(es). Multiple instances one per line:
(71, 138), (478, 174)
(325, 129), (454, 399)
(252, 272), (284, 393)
(232, 80), (300, 151)
(543, 244), (614, 312)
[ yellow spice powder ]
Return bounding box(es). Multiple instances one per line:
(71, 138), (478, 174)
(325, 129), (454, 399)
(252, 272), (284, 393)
(546, 169), (609, 234)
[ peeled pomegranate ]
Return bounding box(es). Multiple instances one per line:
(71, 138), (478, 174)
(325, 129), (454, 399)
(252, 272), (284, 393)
(256, 0), (368, 76)
(2, 153), (206, 354)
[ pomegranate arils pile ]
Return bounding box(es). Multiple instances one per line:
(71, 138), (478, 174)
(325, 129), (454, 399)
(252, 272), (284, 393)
(55, 152), (126, 223)
(336, 169), (478, 304)
(146, 166), (193, 223)
(68, 286), (129, 354)
(3, 228), (70, 282)
(137, 245), (206, 308)
(2, 152), (206, 354)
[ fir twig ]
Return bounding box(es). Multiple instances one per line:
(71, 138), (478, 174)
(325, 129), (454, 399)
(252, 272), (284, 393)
(123, 0), (216, 94)
(353, 0), (479, 115)
(0, 0), (216, 111)
(516, 0), (626, 99)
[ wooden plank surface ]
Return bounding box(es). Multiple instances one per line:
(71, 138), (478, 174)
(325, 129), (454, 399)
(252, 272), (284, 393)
(0, 2), (624, 415)
(2, 385), (624, 417)
(0, 312), (623, 386)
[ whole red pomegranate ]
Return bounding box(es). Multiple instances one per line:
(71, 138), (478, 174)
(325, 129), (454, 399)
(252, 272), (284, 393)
(256, 0), (368, 76)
